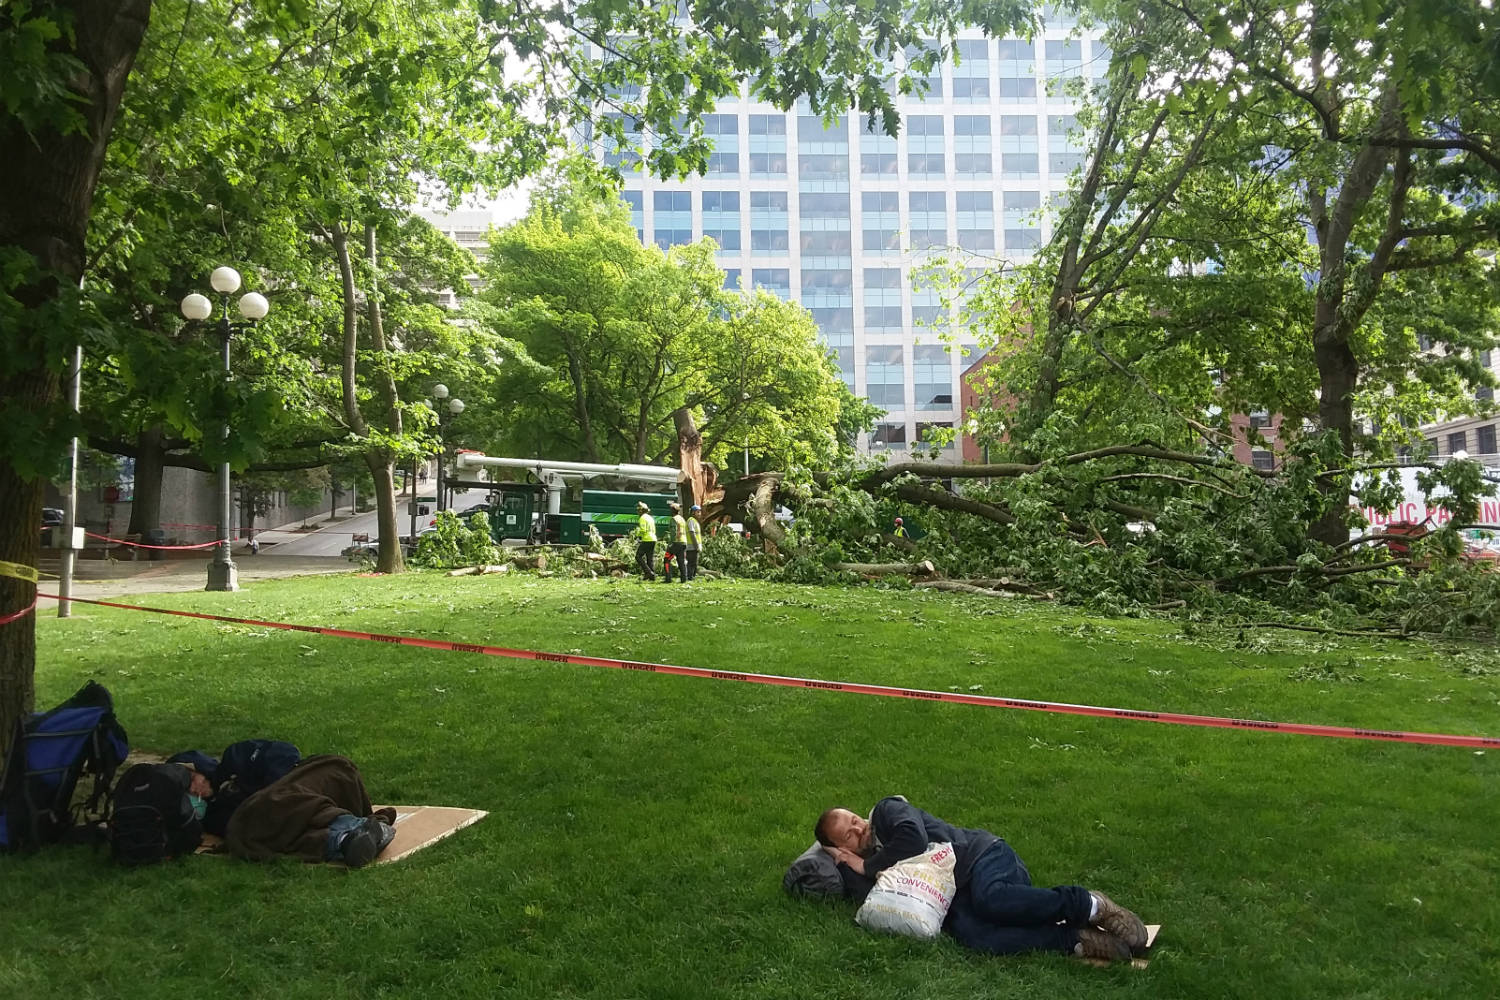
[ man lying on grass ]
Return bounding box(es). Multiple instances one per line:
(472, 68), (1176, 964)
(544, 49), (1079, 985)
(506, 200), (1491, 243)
(817, 797), (1147, 962)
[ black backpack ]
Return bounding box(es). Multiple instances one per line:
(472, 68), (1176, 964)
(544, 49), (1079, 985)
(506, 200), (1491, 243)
(203, 739), (300, 837)
(0, 681), (129, 852)
(108, 763), (202, 866)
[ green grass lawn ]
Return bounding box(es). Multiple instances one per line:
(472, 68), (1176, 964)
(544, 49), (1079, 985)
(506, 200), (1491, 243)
(5, 573), (1498, 999)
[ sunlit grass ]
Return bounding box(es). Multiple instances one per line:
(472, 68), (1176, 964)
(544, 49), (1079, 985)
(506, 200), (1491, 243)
(4, 572), (1497, 999)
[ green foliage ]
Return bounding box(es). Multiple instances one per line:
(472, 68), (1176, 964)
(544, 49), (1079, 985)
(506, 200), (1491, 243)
(473, 181), (854, 470)
(412, 509), (500, 568)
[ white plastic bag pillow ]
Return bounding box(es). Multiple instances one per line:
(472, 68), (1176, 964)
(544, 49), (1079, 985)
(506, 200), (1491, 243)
(854, 841), (957, 940)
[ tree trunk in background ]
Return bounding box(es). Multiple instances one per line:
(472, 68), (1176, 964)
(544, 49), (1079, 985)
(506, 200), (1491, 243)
(362, 225), (405, 574)
(1309, 318), (1360, 545)
(673, 407), (706, 508)
(0, 0), (154, 755)
(126, 425), (166, 536)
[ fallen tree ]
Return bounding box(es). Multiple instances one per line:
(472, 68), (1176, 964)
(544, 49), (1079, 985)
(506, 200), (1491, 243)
(711, 445), (1499, 638)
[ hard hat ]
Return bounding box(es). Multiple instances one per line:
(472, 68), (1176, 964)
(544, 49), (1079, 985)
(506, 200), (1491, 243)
(690, 504), (701, 511)
(894, 517), (903, 524)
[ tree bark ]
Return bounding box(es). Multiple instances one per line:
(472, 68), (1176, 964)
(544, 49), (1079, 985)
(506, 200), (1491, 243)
(125, 425), (167, 536)
(362, 224), (404, 574)
(673, 406), (706, 508)
(832, 560), (937, 577)
(0, 0), (154, 755)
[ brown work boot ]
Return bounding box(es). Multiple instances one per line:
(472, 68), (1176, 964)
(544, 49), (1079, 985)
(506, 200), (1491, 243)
(1074, 927), (1132, 963)
(1090, 891), (1148, 952)
(372, 807), (398, 826)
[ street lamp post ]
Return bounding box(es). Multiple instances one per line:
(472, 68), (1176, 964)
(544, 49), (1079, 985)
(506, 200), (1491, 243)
(181, 266), (269, 592)
(430, 384), (464, 512)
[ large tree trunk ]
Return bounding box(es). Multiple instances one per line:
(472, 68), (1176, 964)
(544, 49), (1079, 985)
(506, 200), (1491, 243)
(672, 407), (706, 508)
(125, 425), (167, 536)
(0, 0), (153, 755)
(362, 224), (404, 574)
(1309, 313), (1360, 545)
(364, 455), (403, 572)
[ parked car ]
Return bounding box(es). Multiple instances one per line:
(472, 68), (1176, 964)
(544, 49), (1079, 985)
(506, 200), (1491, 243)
(40, 507), (64, 546)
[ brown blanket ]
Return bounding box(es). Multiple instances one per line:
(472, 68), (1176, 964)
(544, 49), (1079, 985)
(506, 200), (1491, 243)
(224, 754), (374, 861)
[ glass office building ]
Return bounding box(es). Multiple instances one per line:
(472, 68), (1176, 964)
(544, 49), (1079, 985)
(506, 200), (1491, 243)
(590, 14), (1108, 459)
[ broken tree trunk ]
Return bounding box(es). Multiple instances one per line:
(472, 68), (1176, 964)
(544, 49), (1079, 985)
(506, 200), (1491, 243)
(831, 560), (937, 577)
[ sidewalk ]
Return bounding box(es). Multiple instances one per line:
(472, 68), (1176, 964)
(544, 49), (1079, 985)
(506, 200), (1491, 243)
(35, 554), (354, 606)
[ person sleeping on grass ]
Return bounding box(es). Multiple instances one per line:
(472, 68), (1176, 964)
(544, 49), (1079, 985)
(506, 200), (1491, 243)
(224, 755), (396, 868)
(817, 796), (1147, 963)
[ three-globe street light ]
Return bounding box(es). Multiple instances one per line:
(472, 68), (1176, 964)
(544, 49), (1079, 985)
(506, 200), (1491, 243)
(180, 266), (269, 592)
(431, 384), (464, 512)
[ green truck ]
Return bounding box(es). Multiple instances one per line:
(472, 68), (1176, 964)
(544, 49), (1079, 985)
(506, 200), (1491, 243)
(465, 483), (677, 546)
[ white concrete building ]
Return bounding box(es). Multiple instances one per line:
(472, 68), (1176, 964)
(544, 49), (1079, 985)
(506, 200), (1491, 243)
(587, 12), (1107, 460)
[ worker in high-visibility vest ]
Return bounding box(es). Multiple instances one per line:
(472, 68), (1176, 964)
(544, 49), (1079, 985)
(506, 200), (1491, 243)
(634, 501), (657, 580)
(684, 504), (703, 582)
(666, 502), (688, 583)
(894, 516), (908, 538)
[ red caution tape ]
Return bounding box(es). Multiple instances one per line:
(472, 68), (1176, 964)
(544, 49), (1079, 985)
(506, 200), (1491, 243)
(36, 593), (1500, 750)
(85, 531), (224, 551)
(0, 595), (39, 626)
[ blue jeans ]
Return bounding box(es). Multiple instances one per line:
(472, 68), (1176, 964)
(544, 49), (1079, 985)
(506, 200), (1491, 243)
(324, 812), (364, 861)
(945, 840), (1091, 956)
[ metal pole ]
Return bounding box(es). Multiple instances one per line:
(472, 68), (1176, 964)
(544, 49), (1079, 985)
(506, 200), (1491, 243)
(206, 310), (238, 591)
(436, 419), (445, 513)
(408, 453), (417, 546)
(57, 344), (82, 617)
(744, 442), (750, 476)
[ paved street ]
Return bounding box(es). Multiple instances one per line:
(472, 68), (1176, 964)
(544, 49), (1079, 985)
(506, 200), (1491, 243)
(254, 488), (484, 556)
(34, 488), (489, 609)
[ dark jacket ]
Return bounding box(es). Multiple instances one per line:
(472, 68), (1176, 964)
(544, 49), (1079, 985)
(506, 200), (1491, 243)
(223, 754), (373, 861)
(861, 796), (1000, 889)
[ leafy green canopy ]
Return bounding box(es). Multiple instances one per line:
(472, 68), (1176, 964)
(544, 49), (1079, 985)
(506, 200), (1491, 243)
(470, 182), (860, 471)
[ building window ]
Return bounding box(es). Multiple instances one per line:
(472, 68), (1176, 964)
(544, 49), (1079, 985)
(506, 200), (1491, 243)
(751, 230), (789, 252)
(1248, 411), (1271, 430)
(1448, 431), (1468, 455)
(1477, 424), (1497, 456)
(722, 269), (741, 290)
(954, 153), (993, 177)
(998, 77), (1037, 99)
(864, 228), (901, 251)
(958, 229), (995, 252)
(1251, 449), (1276, 471)
(751, 268), (790, 298)
(799, 230), (853, 256)
(1477, 386), (1494, 403)
(871, 422), (907, 447)
(799, 154), (850, 180)
(908, 153), (946, 177)
(1004, 190), (1040, 211)
(800, 192), (851, 218)
(1002, 152), (1040, 178)
(748, 114), (785, 135)
(702, 191), (738, 212)
(748, 152), (787, 176)
(1004, 228), (1042, 251)
(866, 345), (905, 407)
(861, 152), (898, 175)
(913, 344), (953, 411)
(915, 421), (955, 449)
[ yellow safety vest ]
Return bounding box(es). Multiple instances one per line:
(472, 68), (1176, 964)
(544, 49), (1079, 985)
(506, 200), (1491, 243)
(672, 514), (688, 543)
(686, 516), (702, 547)
(637, 513), (657, 542)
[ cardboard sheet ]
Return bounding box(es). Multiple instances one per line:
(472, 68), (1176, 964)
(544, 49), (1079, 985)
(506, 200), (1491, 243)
(1079, 923), (1161, 969)
(197, 805), (487, 865)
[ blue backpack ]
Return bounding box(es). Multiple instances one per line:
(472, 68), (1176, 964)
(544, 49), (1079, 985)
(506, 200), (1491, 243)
(0, 681), (130, 852)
